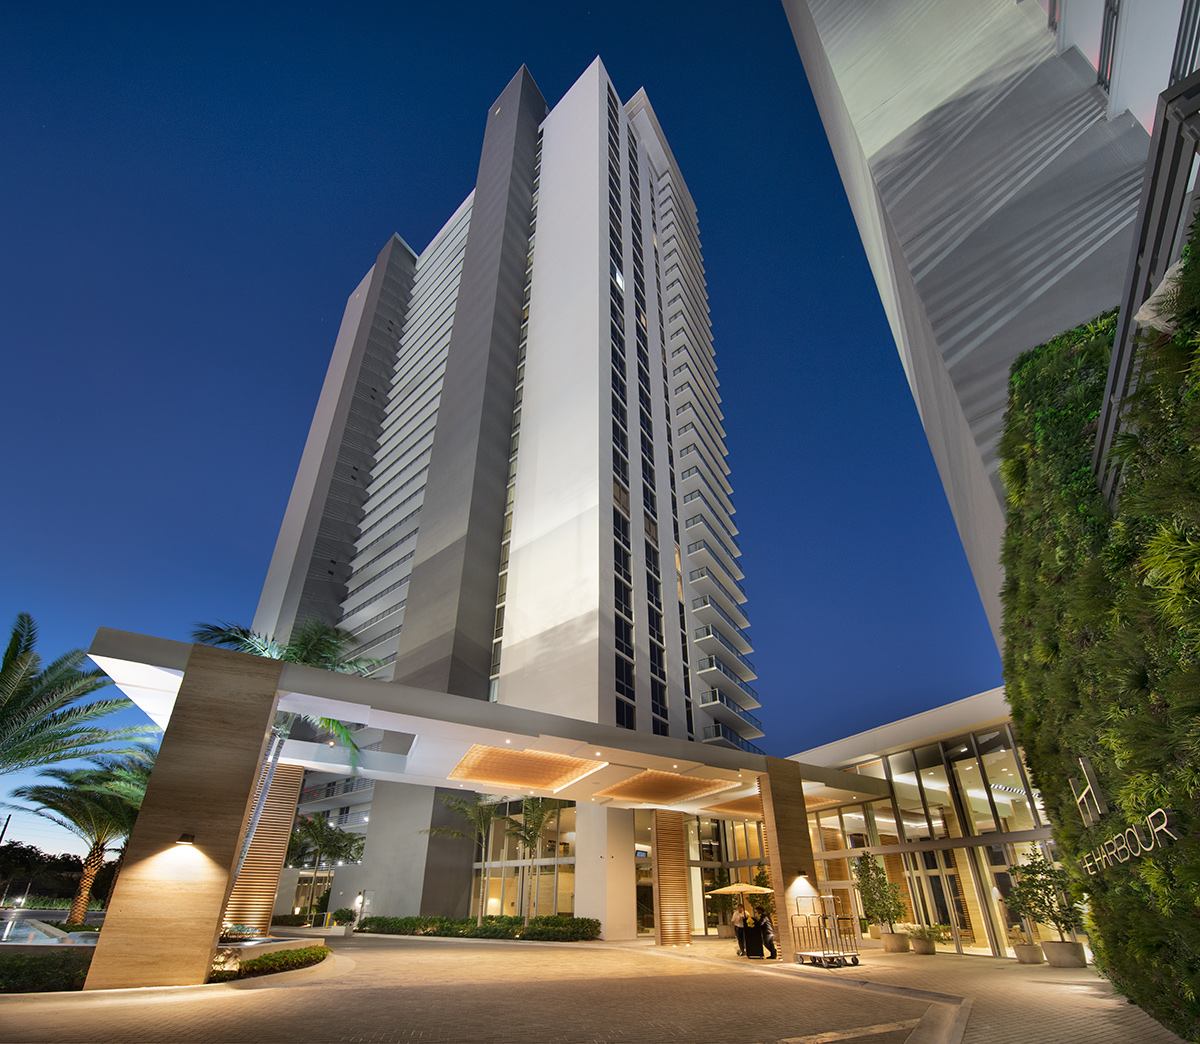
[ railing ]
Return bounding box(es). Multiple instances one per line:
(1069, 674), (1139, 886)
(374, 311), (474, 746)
(695, 656), (759, 701)
(691, 595), (751, 640)
(698, 688), (762, 731)
(299, 776), (375, 804)
(701, 722), (765, 755)
(694, 627), (756, 674)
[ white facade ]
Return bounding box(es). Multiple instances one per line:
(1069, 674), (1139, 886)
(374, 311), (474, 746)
(783, 0), (1197, 643)
(259, 60), (762, 919)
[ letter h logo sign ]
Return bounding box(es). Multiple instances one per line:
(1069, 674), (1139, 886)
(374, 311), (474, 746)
(1070, 756), (1108, 828)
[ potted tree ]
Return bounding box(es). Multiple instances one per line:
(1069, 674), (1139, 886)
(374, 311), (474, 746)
(905, 923), (950, 954)
(1005, 851), (1086, 967)
(854, 855), (910, 952)
(709, 869), (736, 938)
(1007, 925), (1045, 964)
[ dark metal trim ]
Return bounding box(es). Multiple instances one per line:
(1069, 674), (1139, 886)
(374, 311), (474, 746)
(1172, 0), (1200, 86)
(1094, 68), (1200, 504)
(1097, 0), (1121, 92)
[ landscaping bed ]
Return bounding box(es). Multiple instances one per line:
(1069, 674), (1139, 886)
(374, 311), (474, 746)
(356, 914), (601, 941)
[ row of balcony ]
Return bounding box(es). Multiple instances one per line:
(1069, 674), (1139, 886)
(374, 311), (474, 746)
(698, 688), (764, 738)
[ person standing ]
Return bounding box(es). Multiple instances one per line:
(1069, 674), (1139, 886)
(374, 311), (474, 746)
(757, 905), (778, 960)
(732, 902), (747, 955)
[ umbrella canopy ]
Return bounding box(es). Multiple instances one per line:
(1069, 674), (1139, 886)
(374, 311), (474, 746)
(706, 883), (774, 896)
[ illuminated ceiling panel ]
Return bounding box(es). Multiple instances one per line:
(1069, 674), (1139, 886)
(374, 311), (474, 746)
(447, 744), (605, 792)
(701, 796), (763, 820)
(593, 769), (739, 805)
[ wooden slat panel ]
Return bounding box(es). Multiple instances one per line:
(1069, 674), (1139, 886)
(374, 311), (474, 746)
(223, 763), (305, 935)
(653, 809), (691, 946)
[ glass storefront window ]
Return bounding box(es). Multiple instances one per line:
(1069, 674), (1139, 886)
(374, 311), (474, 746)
(888, 749), (932, 842)
(947, 737), (998, 835)
(914, 744), (959, 839)
(840, 804), (870, 848)
(975, 729), (1038, 831)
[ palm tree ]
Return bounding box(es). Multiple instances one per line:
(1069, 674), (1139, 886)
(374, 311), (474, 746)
(190, 618), (381, 878)
(423, 793), (504, 926)
(0, 612), (152, 775)
(502, 797), (561, 926)
(11, 767), (141, 924)
(75, 745), (156, 905)
(289, 815), (364, 915)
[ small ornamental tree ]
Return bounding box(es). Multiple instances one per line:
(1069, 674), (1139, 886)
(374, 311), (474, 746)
(1005, 850), (1084, 942)
(853, 855), (907, 933)
(708, 868), (734, 924)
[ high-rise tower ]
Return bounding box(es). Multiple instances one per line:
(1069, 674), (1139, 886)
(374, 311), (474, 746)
(255, 59), (762, 915)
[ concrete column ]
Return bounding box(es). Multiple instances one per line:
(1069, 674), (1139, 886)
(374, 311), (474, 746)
(84, 645), (283, 989)
(758, 756), (818, 965)
(574, 803), (636, 940)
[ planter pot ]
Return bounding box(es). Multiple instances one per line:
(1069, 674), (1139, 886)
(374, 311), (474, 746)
(1013, 943), (1044, 965)
(1041, 940), (1086, 968)
(868, 925), (881, 940)
(716, 924), (735, 939)
(910, 937), (936, 954)
(325, 925), (353, 936)
(880, 931), (911, 953)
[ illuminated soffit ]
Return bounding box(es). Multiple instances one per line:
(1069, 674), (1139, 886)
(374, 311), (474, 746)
(593, 769), (739, 805)
(447, 744), (606, 793)
(701, 795), (764, 820)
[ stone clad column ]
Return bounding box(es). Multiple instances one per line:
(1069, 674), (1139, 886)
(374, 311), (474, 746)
(84, 645), (284, 990)
(758, 756), (817, 965)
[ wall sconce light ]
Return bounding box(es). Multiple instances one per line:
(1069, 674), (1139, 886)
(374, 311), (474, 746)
(796, 868), (808, 879)
(175, 833), (196, 845)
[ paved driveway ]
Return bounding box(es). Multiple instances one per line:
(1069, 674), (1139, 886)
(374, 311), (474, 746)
(0, 936), (927, 1044)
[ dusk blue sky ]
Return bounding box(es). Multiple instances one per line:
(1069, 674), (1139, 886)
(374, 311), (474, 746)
(2, 3), (1002, 853)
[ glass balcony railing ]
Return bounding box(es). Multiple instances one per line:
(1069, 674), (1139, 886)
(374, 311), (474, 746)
(693, 626), (756, 674)
(702, 722), (765, 755)
(690, 595), (751, 643)
(300, 776), (375, 804)
(695, 656), (759, 702)
(698, 688), (762, 731)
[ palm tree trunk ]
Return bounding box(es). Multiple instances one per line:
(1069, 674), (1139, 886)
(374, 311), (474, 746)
(67, 844), (105, 926)
(104, 845), (127, 907)
(476, 850), (487, 927)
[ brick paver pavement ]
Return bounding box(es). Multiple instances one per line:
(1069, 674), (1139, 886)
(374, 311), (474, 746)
(772, 942), (1188, 1044)
(0, 935), (927, 1044)
(0, 934), (1188, 1044)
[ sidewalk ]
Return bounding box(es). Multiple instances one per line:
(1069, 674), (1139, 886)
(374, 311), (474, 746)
(657, 936), (1187, 1044)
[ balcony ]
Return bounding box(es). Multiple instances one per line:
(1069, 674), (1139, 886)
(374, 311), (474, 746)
(702, 722), (765, 755)
(299, 776), (375, 805)
(689, 566), (746, 608)
(698, 688), (764, 738)
(329, 809), (370, 828)
(695, 655), (759, 709)
(689, 595), (751, 651)
(693, 626), (756, 680)
(685, 537), (742, 586)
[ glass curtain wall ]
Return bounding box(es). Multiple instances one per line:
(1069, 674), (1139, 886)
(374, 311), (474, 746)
(471, 802), (577, 920)
(686, 814), (767, 935)
(808, 725), (1051, 957)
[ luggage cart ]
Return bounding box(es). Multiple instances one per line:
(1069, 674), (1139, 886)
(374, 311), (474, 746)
(791, 894), (860, 968)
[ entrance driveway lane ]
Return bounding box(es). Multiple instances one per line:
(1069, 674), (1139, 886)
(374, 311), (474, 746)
(0, 937), (929, 1044)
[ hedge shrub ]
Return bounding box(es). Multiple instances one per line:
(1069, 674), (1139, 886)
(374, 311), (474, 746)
(208, 944), (330, 982)
(999, 276), (1200, 1039)
(0, 949), (93, 993)
(355, 913), (600, 941)
(270, 914), (310, 926)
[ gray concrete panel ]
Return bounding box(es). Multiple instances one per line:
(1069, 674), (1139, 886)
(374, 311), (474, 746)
(255, 236), (416, 640)
(390, 67), (547, 698)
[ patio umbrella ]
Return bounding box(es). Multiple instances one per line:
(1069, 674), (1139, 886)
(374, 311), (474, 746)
(705, 883), (774, 896)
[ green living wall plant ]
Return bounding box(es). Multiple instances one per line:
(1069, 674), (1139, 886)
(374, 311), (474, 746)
(999, 281), (1200, 1039)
